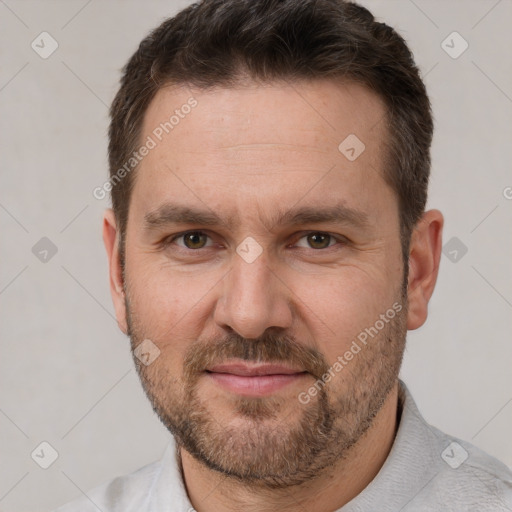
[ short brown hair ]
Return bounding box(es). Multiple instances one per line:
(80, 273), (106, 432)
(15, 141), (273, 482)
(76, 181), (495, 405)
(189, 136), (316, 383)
(108, 0), (433, 268)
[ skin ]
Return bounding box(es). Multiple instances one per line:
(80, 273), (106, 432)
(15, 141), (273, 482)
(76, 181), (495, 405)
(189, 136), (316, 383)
(103, 79), (443, 512)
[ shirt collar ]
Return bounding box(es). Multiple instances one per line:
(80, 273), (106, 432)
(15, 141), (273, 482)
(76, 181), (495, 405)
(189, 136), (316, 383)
(339, 380), (444, 511)
(146, 380), (439, 511)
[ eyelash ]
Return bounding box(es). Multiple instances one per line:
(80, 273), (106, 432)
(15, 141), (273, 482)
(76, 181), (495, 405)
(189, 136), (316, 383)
(162, 231), (348, 253)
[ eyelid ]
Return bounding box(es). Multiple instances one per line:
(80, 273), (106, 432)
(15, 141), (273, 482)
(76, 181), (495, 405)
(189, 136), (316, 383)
(163, 230), (348, 250)
(165, 230), (215, 249)
(291, 231), (347, 249)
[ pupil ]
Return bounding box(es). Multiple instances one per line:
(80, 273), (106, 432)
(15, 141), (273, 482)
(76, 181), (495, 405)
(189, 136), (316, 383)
(186, 232), (204, 248)
(310, 233), (328, 248)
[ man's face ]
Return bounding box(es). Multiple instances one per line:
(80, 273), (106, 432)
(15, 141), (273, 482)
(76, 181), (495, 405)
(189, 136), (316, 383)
(119, 79), (408, 487)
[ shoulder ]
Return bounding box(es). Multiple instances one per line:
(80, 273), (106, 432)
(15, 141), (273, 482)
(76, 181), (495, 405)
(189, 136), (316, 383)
(392, 383), (512, 511)
(412, 416), (512, 510)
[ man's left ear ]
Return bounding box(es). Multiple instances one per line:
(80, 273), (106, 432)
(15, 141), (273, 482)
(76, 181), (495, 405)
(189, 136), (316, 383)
(406, 209), (444, 330)
(103, 208), (129, 335)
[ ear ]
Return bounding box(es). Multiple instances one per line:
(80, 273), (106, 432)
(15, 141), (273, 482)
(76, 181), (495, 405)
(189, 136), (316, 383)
(103, 209), (128, 334)
(406, 209), (444, 330)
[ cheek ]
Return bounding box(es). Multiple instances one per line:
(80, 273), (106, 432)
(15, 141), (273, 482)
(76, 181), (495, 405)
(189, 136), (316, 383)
(126, 259), (217, 342)
(291, 267), (398, 358)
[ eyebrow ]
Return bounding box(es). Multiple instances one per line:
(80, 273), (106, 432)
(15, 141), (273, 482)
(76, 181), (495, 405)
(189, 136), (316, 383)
(143, 202), (370, 232)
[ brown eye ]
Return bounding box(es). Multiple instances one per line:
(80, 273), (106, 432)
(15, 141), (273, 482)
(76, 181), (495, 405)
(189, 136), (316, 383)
(307, 233), (332, 249)
(182, 231), (209, 249)
(183, 231), (208, 249)
(294, 232), (338, 250)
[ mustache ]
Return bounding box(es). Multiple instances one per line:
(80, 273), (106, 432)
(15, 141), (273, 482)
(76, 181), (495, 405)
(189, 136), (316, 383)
(183, 331), (330, 382)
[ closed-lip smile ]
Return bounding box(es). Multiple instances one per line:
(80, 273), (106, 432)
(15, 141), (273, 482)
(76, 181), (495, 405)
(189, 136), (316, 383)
(205, 361), (308, 396)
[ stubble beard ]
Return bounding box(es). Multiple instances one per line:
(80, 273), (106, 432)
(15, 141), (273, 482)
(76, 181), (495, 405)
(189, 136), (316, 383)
(125, 284), (408, 489)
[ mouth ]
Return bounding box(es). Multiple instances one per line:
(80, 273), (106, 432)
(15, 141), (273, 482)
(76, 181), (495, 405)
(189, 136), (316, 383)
(204, 361), (308, 396)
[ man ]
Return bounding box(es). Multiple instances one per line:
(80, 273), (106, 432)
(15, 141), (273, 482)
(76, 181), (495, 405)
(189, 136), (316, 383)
(56, 0), (512, 510)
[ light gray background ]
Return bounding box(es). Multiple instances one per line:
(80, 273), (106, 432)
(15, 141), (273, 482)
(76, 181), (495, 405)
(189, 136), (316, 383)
(1, 1), (511, 510)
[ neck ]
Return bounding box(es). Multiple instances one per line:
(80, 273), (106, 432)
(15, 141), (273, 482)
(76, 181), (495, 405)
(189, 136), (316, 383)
(179, 382), (400, 512)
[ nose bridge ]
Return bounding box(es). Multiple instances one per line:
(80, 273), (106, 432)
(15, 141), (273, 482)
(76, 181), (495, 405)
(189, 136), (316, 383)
(214, 243), (292, 339)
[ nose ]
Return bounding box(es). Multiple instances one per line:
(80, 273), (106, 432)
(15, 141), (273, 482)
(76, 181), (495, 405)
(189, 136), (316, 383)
(213, 247), (293, 339)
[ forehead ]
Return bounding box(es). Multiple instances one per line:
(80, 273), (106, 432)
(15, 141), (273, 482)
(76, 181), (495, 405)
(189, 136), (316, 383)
(143, 78), (387, 151)
(131, 79), (393, 227)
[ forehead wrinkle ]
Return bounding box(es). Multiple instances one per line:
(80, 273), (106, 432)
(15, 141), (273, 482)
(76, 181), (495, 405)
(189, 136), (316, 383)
(217, 143), (322, 151)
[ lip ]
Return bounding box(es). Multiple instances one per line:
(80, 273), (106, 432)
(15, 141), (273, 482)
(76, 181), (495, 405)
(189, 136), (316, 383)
(206, 362), (304, 376)
(205, 362), (308, 396)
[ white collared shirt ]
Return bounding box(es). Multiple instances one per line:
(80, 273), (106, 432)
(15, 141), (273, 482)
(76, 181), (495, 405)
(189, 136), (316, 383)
(54, 381), (512, 511)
